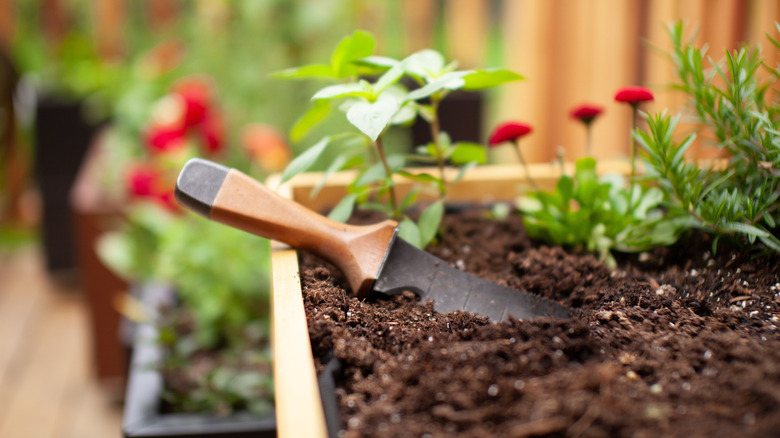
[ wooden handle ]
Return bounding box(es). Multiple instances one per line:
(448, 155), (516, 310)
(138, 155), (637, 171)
(176, 159), (397, 298)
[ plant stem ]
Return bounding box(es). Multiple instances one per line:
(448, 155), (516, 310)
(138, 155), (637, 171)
(630, 106), (637, 183)
(628, 105), (638, 212)
(375, 137), (400, 219)
(513, 140), (538, 191)
(586, 124), (593, 157)
(429, 96), (447, 199)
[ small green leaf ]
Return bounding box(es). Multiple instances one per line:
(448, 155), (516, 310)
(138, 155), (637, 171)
(272, 64), (335, 80)
(346, 95), (401, 141)
(398, 170), (439, 184)
(374, 61), (407, 94)
(452, 161), (478, 184)
(404, 49), (446, 79)
(461, 69), (524, 90)
(391, 102), (418, 126)
(556, 176), (575, 202)
(418, 200), (444, 248)
(399, 188), (421, 212)
(355, 155), (404, 187)
(356, 56), (398, 68)
(406, 71), (468, 101)
(328, 194), (357, 223)
(281, 136), (331, 183)
(331, 30), (376, 78)
(312, 82), (370, 101)
(720, 221), (770, 238)
(398, 218), (422, 248)
(449, 143), (487, 165)
(291, 100), (331, 142)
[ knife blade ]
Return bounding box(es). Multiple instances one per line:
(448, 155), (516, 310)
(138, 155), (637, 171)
(175, 158), (570, 321)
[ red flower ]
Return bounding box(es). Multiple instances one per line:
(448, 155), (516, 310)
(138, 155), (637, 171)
(127, 165), (159, 197)
(614, 86), (654, 105)
(145, 123), (186, 154)
(172, 76), (214, 127)
(197, 113), (225, 155)
(489, 122), (533, 146)
(570, 104), (604, 124)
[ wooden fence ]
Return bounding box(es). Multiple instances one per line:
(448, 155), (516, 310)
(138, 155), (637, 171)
(3, 0), (779, 163)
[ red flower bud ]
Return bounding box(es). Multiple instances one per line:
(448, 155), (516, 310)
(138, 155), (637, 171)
(489, 122), (533, 146)
(570, 104), (604, 125)
(172, 76), (214, 127)
(614, 86), (654, 105)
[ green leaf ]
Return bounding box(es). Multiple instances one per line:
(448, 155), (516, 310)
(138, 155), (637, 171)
(397, 218), (422, 248)
(374, 61), (407, 94)
(417, 200), (444, 248)
(346, 95), (401, 141)
(406, 71), (468, 101)
(281, 136), (331, 183)
(399, 188), (421, 212)
(291, 100), (331, 142)
(355, 155), (404, 187)
(397, 170), (439, 184)
(404, 49), (446, 79)
(356, 56), (398, 69)
(720, 221), (771, 238)
(312, 82), (370, 101)
(556, 176), (575, 202)
(272, 64), (335, 80)
(95, 232), (135, 280)
(449, 143), (487, 165)
(331, 30), (376, 78)
(461, 69), (524, 90)
(391, 102), (418, 126)
(758, 233), (780, 252)
(328, 194), (357, 223)
(452, 161), (478, 184)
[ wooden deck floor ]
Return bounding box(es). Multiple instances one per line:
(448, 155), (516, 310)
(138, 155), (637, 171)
(0, 246), (122, 438)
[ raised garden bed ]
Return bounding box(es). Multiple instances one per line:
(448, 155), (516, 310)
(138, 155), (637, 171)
(271, 163), (779, 437)
(122, 283), (276, 438)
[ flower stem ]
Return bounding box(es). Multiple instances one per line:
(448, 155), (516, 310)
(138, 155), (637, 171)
(429, 96), (447, 199)
(628, 106), (637, 212)
(514, 141), (538, 191)
(375, 137), (400, 219)
(586, 124), (593, 157)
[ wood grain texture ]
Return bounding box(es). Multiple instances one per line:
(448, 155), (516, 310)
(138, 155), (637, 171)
(271, 249), (328, 438)
(212, 169), (397, 297)
(0, 249), (122, 438)
(285, 162), (630, 213)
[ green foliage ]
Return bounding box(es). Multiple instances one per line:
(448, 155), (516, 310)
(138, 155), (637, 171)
(634, 23), (780, 253)
(519, 158), (672, 265)
(278, 31), (521, 248)
(99, 205), (272, 347)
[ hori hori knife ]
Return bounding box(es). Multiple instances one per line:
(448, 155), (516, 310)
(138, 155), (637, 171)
(175, 158), (570, 321)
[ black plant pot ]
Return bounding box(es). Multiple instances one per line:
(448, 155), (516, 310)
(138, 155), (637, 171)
(410, 89), (484, 147)
(122, 284), (276, 438)
(34, 95), (100, 274)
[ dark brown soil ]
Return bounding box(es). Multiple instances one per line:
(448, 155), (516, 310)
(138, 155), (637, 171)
(301, 210), (780, 438)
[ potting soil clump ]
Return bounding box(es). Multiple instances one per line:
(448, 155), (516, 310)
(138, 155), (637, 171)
(301, 210), (780, 438)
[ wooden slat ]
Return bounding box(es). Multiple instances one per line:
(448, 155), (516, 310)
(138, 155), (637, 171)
(271, 249), (328, 438)
(400, 0), (437, 53)
(285, 161), (630, 215)
(445, 0), (489, 69)
(0, 249), (121, 438)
